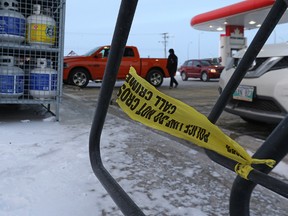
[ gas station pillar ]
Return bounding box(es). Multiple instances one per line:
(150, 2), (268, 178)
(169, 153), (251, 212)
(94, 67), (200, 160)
(220, 25), (247, 66)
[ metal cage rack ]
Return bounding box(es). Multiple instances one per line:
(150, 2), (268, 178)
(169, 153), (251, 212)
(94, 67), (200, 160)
(0, 0), (65, 120)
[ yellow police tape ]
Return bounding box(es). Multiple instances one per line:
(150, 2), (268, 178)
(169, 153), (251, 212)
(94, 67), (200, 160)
(116, 67), (275, 179)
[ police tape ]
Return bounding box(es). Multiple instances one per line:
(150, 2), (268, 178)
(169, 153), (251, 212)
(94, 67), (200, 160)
(116, 67), (275, 179)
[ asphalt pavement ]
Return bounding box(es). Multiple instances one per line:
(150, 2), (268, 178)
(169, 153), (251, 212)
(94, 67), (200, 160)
(1, 76), (287, 215)
(60, 77), (287, 215)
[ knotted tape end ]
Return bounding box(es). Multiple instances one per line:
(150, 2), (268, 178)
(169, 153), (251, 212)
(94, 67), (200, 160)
(251, 158), (276, 168)
(234, 164), (253, 180)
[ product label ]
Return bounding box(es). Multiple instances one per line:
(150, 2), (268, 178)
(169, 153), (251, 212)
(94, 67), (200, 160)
(51, 74), (57, 90)
(30, 73), (57, 91)
(0, 75), (24, 94)
(27, 23), (56, 44)
(15, 75), (24, 93)
(0, 16), (26, 36)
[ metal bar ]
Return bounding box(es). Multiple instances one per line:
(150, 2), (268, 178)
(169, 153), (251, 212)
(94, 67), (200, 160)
(89, 1), (145, 215)
(56, 0), (67, 121)
(229, 168), (288, 216)
(230, 113), (288, 215)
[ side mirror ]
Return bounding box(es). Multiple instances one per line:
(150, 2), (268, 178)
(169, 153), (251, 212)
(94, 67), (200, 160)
(197, 64), (201, 68)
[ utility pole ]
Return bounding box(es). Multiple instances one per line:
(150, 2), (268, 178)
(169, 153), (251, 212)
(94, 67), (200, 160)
(160, 32), (169, 58)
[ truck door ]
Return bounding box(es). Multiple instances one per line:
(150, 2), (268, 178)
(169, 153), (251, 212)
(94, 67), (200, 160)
(118, 47), (141, 79)
(94, 47), (140, 80)
(92, 47), (110, 80)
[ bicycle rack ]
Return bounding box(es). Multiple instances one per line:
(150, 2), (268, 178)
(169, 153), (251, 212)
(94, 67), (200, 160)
(89, 0), (288, 215)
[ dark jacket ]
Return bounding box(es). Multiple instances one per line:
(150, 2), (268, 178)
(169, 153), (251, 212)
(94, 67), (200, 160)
(166, 52), (178, 72)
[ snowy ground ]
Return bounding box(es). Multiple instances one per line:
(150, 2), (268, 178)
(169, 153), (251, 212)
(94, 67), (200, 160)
(0, 97), (287, 215)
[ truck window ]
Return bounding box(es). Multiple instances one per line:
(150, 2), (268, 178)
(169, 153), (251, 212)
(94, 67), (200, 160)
(97, 47), (136, 58)
(200, 60), (212, 66)
(98, 47), (110, 58)
(123, 48), (135, 57)
(84, 46), (101, 56)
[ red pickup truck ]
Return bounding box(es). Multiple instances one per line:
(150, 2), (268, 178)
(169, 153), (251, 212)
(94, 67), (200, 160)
(63, 46), (170, 88)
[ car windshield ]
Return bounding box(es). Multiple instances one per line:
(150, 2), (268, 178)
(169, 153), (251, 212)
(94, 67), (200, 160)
(202, 58), (221, 66)
(200, 60), (212, 66)
(83, 47), (101, 56)
(210, 61), (221, 66)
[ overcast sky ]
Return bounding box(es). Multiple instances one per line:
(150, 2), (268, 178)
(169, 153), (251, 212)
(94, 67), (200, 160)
(64, 0), (288, 64)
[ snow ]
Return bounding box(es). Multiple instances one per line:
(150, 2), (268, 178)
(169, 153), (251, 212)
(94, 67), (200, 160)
(0, 104), (287, 216)
(274, 161), (288, 179)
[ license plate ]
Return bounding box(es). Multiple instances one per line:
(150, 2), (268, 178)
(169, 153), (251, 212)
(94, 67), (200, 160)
(233, 85), (255, 102)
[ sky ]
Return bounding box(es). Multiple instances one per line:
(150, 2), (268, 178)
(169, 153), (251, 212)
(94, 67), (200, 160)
(64, 0), (288, 65)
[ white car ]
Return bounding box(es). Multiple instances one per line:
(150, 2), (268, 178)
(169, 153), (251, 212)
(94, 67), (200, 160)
(219, 43), (288, 124)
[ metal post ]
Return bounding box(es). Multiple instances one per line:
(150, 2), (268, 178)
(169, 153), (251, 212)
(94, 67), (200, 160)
(89, 0), (145, 215)
(230, 114), (288, 216)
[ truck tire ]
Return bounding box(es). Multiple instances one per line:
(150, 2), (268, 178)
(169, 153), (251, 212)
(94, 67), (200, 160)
(147, 69), (163, 87)
(69, 68), (90, 88)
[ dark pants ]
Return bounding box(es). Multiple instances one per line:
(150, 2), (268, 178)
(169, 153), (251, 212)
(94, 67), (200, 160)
(169, 70), (178, 87)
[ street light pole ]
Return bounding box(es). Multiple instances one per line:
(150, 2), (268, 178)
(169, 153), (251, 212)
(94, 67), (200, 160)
(198, 31), (203, 58)
(187, 41), (192, 59)
(160, 32), (169, 58)
(198, 33), (200, 58)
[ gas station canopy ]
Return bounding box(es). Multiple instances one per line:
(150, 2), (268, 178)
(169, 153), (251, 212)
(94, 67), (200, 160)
(191, 0), (288, 32)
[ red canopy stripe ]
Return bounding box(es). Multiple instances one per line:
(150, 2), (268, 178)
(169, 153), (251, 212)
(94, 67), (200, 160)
(191, 0), (275, 27)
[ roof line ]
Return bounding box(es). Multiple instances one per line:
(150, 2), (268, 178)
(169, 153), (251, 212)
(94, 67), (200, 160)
(191, 0), (275, 27)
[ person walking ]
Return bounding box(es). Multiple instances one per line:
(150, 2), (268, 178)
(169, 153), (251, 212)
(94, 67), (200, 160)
(166, 48), (178, 89)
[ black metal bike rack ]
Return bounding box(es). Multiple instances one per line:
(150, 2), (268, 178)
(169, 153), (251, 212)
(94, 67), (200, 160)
(89, 0), (288, 215)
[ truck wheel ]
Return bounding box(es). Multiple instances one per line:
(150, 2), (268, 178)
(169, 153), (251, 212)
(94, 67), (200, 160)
(147, 70), (163, 87)
(201, 71), (209, 82)
(181, 72), (188, 81)
(69, 68), (90, 88)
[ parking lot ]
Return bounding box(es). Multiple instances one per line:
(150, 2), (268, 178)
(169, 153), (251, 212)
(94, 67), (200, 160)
(63, 74), (277, 142)
(1, 75), (287, 215)
(61, 74), (287, 168)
